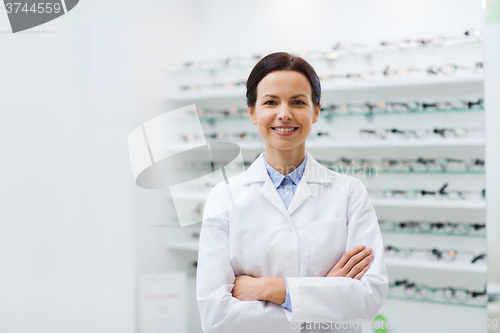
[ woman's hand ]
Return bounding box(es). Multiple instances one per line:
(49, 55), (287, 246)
(232, 275), (267, 301)
(326, 245), (374, 280)
(233, 276), (286, 304)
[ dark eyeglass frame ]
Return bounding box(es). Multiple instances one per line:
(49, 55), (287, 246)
(426, 62), (483, 76)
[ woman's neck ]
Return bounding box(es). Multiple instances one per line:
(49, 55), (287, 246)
(264, 142), (306, 176)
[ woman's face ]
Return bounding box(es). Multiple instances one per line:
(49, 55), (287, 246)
(248, 70), (320, 152)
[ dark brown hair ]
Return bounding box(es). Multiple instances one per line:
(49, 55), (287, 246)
(246, 52), (321, 108)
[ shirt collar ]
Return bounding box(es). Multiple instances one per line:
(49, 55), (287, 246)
(263, 153), (307, 188)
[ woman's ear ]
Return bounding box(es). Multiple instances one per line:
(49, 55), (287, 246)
(248, 106), (257, 125)
(312, 102), (321, 124)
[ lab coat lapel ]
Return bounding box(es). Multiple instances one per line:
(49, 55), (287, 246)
(259, 177), (292, 221)
(287, 178), (311, 216)
(287, 151), (333, 216)
(241, 153), (292, 221)
(241, 151), (332, 220)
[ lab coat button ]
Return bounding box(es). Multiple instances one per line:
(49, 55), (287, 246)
(282, 225), (292, 233)
(284, 268), (293, 276)
(294, 308), (303, 318)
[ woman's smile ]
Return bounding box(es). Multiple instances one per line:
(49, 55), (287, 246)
(271, 126), (299, 136)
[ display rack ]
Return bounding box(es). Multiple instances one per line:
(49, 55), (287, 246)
(169, 39), (483, 74)
(164, 38), (487, 328)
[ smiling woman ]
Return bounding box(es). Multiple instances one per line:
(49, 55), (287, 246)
(247, 52), (321, 173)
(246, 52), (322, 174)
(196, 52), (388, 333)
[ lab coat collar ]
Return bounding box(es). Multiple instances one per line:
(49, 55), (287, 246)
(263, 152), (307, 188)
(241, 151), (333, 186)
(241, 151), (333, 219)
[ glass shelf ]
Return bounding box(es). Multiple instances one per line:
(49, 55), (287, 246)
(381, 229), (486, 238)
(166, 76), (483, 102)
(332, 169), (485, 175)
(385, 258), (487, 273)
(386, 295), (486, 308)
(169, 167), (484, 176)
(169, 40), (483, 74)
(193, 107), (484, 124)
(371, 199), (485, 209)
(320, 107), (484, 118)
(306, 39), (483, 61)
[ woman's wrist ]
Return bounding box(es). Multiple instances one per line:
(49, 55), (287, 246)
(260, 277), (286, 304)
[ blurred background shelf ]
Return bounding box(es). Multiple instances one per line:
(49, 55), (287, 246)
(169, 40), (483, 74)
(371, 199), (485, 209)
(385, 258), (487, 273)
(166, 76), (484, 102)
(168, 138), (485, 151)
(386, 296), (487, 308)
(381, 229), (486, 238)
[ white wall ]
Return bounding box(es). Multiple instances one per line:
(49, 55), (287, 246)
(130, 1), (203, 332)
(0, 1), (135, 332)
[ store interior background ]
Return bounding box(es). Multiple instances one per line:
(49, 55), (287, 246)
(1, 0), (499, 332)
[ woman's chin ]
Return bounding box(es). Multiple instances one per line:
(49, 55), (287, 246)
(266, 140), (304, 151)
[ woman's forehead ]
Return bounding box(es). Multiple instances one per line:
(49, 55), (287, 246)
(257, 71), (311, 98)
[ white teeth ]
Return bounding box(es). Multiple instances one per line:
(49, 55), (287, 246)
(274, 127), (297, 132)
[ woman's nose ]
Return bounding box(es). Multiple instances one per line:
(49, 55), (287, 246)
(277, 105), (292, 120)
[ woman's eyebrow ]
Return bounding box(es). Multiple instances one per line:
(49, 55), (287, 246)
(290, 94), (307, 99)
(262, 94), (307, 99)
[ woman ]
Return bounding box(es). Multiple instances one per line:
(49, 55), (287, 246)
(196, 52), (388, 333)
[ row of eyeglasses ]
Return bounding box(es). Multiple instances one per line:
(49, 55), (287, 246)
(367, 183), (485, 201)
(318, 156), (484, 172)
(378, 219), (485, 235)
(388, 279), (486, 304)
(320, 98), (483, 115)
(181, 131), (261, 143)
(180, 127), (483, 143)
(359, 126), (484, 140)
(384, 245), (485, 264)
(190, 98), (483, 120)
(323, 62), (483, 82)
(307, 29), (483, 56)
(181, 30), (482, 69)
(178, 61), (483, 92)
(175, 155), (484, 175)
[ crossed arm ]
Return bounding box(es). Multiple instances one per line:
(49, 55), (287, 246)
(232, 245), (375, 304)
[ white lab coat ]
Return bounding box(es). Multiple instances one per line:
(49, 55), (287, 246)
(196, 150), (388, 333)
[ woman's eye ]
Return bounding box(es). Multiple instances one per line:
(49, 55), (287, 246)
(293, 100), (305, 105)
(264, 100), (276, 105)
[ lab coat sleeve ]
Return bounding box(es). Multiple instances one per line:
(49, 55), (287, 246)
(286, 178), (388, 324)
(196, 185), (291, 333)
